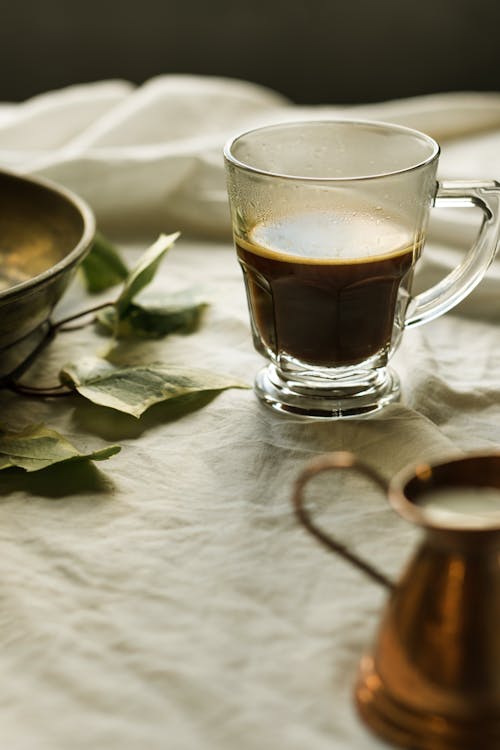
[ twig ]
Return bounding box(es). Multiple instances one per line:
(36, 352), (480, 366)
(1, 301), (115, 398)
(53, 301), (114, 332)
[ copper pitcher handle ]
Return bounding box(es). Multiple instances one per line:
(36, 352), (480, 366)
(292, 451), (395, 590)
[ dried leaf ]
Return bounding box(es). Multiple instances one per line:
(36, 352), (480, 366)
(97, 290), (207, 338)
(80, 231), (129, 293)
(115, 232), (180, 317)
(60, 357), (248, 418)
(0, 424), (120, 472)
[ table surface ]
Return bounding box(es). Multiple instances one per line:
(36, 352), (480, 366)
(0, 232), (498, 750)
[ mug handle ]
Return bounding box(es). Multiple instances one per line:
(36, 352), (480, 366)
(405, 179), (500, 327)
(292, 451), (394, 590)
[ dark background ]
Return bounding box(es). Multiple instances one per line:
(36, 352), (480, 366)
(1, 0), (499, 104)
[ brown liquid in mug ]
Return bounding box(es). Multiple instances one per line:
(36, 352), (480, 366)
(236, 212), (420, 367)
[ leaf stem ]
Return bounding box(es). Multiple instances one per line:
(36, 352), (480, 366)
(2, 301), (116, 398)
(53, 301), (115, 332)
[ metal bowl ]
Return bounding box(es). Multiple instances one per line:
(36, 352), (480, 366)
(0, 169), (95, 378)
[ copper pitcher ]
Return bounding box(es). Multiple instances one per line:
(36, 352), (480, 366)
(292, 451), (500, 749)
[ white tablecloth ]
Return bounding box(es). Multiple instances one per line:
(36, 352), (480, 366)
(0, 76), (500, 749)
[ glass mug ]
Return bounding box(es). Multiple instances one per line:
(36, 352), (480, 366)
(224, 120), (500, 419)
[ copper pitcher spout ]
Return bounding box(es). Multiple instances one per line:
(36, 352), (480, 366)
(293, 452), (500, 749)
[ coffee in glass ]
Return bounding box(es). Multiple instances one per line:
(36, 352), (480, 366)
(224, 120), (500, 418)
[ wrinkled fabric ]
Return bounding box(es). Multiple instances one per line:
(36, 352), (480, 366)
(1, 75), (500, 238)
(0, 77), (499, 749)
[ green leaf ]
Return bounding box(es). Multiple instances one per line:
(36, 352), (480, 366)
(96, 290), (207, 338)
(60, 357), (249, 418)
(80, 231), (129, 293)
(0, 424), (121, 472)
(115, 232), (180, 318)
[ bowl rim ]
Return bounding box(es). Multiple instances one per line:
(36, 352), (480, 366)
(0, 168), (96, 300)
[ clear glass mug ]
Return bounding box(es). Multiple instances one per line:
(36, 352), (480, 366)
(224, 120), (500, 419)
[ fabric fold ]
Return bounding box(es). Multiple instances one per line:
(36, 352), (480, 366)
(0, 75), (499, 241)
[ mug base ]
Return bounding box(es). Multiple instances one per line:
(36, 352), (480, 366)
(255, 363), (400, 419)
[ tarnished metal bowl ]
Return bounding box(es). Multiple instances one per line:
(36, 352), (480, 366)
(0, 169), (95, 378)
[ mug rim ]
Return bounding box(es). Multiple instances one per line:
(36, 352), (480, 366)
(223, 118), (440, 183)
(388, 451), (500, 532)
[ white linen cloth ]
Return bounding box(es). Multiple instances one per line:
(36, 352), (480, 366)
(2, 74), (500, 239)
(0, 75), (500, 749)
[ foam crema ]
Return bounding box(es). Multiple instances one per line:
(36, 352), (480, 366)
(248, 210), (415, 264)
